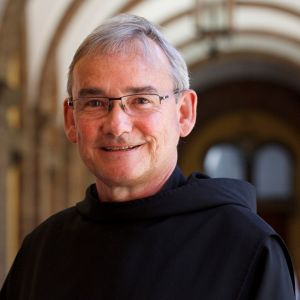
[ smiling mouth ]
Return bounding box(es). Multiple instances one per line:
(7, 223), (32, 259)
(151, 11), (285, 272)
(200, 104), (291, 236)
(102, 145), (141, 152)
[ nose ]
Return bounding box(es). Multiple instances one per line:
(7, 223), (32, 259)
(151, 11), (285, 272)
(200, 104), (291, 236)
(101, 102), (133, 137)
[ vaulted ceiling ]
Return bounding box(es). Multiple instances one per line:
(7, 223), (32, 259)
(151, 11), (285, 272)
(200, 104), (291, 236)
(6, 0), (300, 107)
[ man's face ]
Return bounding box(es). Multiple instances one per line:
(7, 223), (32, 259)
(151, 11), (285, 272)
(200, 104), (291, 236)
(64, 40), (196, 191)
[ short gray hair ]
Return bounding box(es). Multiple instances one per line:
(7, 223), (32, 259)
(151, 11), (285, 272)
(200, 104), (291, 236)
(67, 14), (189, 97)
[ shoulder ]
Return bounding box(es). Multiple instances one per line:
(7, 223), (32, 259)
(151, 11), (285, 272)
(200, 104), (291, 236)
(206, 205), (295, 296)
(23, 206), (79, 246)
(237, 233), (296, 298)
(196, 203), (279, 262)
(214, 203), (276, 238)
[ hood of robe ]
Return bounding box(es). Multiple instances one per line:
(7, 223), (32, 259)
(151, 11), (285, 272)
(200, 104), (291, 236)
(76, 167), (256, 222)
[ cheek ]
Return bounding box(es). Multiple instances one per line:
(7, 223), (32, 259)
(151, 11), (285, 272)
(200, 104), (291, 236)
(162, 113), (181, 151)
(140, 114), (162, 139)
(75, 119), (98, 144)
(141, 112), (179, 148)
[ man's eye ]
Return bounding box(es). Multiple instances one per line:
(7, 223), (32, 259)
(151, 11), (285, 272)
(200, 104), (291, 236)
(134, 97), (152, 105)
(86, 99), (106, 108)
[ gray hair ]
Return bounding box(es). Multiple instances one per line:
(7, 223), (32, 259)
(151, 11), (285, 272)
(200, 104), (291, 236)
(67, 14), (190, 97)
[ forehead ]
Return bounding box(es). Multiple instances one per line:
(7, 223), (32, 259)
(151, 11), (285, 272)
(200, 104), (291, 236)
(72, 39), (174, 94)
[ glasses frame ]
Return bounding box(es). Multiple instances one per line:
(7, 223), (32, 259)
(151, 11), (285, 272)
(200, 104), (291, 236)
(67, 90), (181, 115)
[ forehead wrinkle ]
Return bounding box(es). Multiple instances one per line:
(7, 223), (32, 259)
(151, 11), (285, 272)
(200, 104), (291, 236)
(77, 85), (159, 98)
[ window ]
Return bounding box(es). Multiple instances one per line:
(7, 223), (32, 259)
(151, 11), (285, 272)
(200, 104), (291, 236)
(204, 144), (246, 179)
(204, 142), (293, 200)
(253, 144), (293, 199)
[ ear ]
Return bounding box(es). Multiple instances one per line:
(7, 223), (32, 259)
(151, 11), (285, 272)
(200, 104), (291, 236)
(177, 89), (197, 137)
(63, 99), (77, 143)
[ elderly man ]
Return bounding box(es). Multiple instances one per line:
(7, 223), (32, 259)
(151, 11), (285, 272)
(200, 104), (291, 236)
(0, 14), (295, 299)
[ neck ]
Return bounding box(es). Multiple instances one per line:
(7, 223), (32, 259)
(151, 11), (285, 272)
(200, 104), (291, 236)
(95, 165), (176, 202)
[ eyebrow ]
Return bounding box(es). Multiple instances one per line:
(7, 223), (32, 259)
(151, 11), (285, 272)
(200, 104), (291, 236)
(77, 85), (159, 97)
(78, 88), (105, 97)
(125, 86), (159, 94)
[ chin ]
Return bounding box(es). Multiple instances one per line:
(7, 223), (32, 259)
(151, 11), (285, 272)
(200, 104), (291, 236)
(96, 165), (148, 185)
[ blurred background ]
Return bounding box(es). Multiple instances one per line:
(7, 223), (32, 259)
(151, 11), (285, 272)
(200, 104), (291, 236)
(0, 0), (299, 287)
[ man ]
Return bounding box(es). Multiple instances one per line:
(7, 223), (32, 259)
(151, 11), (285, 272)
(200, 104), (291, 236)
(0, 14), (295, 299)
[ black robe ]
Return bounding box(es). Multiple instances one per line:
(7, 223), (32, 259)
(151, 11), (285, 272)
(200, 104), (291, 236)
(0, 168), (295, 299)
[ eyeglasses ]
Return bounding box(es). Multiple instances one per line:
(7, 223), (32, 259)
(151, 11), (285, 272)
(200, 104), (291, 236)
(67, 91), (180, 117)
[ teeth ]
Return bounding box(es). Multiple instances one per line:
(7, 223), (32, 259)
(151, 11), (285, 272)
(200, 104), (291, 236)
(104, 145), (136, 151)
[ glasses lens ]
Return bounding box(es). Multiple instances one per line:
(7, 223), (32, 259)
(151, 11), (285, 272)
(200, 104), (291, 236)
(75, 98), (109, 115)
(125, 94), (160, 115)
